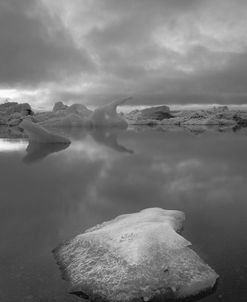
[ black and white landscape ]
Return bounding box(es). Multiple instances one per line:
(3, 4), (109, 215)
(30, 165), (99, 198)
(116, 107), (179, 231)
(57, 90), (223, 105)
(1, 1), (247, 302)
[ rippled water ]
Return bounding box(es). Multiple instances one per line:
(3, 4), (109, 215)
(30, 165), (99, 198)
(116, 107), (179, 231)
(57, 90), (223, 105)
(1, 127), (247, 302)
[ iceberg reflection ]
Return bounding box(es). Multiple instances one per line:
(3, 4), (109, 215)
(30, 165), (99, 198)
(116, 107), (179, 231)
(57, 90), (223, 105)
(90, 128), (134, 154)
(22, 127), (133, 163)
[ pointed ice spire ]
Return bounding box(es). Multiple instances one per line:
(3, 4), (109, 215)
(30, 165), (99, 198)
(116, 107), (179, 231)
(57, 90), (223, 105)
(91, 96), (132, 127)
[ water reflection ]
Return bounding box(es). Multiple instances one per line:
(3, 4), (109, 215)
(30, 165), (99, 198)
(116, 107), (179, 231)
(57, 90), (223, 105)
(22, 128), (134, 164)
(90, 128), (134, 154)
(0, 138), (27, 152)
(0, 128), (247, 301)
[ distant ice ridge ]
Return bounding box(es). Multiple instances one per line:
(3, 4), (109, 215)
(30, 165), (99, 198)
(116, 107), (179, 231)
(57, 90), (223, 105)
(2, 99), (247, 138)
(116, 104), (247, 114)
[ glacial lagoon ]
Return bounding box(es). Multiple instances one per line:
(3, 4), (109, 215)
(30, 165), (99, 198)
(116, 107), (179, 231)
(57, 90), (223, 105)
(1, 126), (247, 301)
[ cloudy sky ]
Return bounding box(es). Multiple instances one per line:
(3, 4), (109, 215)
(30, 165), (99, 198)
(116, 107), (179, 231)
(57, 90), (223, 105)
(0, 0), (247, 106)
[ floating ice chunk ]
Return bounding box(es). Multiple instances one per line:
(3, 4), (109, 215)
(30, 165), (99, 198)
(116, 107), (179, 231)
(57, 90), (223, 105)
(23, 141), (70, 163)
(53, 208), (218, 302)
(20, 120), (71, 144)
(90, 97), (131, 128)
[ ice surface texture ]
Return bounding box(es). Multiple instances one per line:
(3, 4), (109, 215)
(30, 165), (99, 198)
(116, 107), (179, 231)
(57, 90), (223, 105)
(53, 208), (218, 302)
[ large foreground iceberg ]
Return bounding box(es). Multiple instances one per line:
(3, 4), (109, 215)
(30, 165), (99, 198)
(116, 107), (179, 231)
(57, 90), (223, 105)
(20, 120), (71, 144)
(53, 208), (218, 302)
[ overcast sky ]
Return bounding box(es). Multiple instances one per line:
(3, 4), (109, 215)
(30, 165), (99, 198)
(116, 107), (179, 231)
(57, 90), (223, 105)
(0, 0), (247, 106)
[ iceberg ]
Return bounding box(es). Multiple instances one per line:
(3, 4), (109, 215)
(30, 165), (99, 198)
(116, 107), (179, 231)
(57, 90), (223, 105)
(35, 98), (130, 128)
(53, 208), (218, 302)
(20, 120), (71, 144)
(90, 97), (131, 128)
(23, 141), (70, 163)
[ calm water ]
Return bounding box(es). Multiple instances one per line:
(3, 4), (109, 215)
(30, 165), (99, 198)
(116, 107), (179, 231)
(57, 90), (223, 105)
(1, 127), (247, 302)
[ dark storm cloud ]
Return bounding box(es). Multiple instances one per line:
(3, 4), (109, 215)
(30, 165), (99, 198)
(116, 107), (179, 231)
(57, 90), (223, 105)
(53, 0), (247, 104)
(1, 0), (247, 104)
(199, 52), (247, 94)
(0, 0), (95, 88)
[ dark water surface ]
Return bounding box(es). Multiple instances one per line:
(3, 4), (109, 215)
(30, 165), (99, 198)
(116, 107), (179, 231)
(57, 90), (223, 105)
(1, 127), (247, 302)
